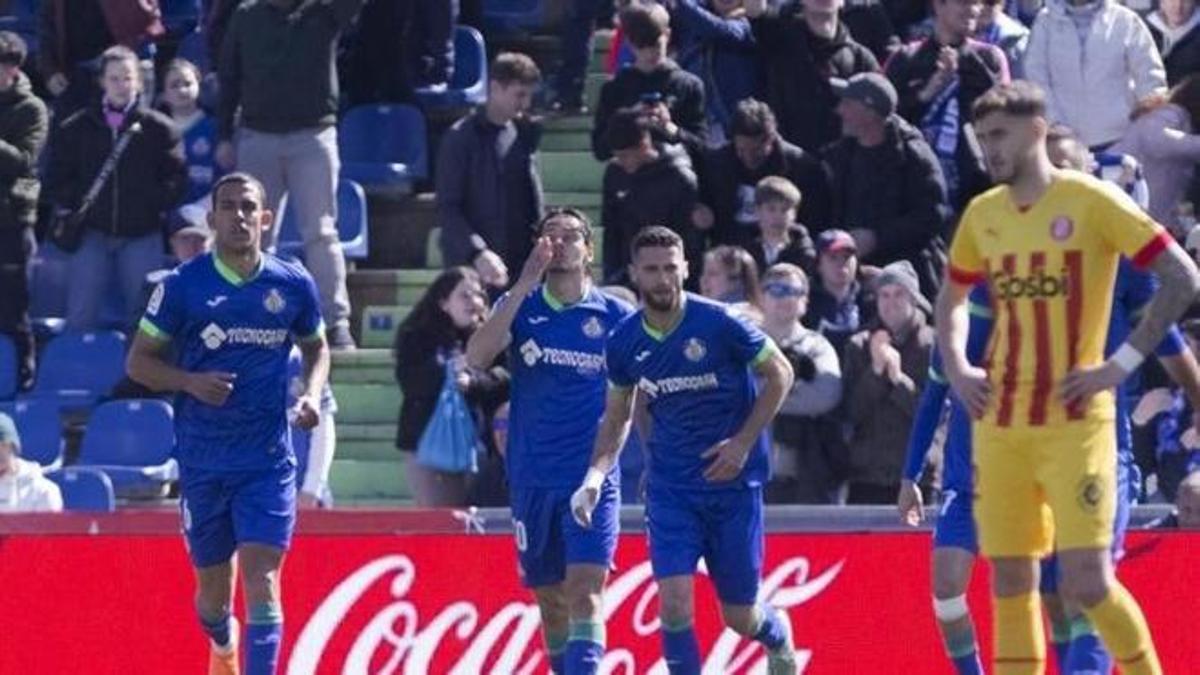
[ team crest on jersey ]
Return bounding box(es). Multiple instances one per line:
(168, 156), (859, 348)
(683, 337), (707, 362)
(1050, 216), (1074, 242)
(582, 316), (604, 339)
(1076, 474), (1104, 513)
(263, 288), (286, 314)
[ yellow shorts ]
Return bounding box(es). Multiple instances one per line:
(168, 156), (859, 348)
(972, 419), (1117, 558)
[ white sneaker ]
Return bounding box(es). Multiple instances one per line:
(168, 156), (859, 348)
(766, 609), (797, 675)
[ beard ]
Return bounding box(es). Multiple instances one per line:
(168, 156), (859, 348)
(641, 286), (679, 312)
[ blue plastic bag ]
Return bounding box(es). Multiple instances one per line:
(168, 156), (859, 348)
(415, 360), (479, 474)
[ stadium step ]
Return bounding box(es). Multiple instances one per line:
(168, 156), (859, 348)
(584, 72), (608, 116)
(349, 269), (440, 307)
(331, 383), (402, 424)
(331, 349), (394, 385)
(330, 458), (410, 502)
(360, 305), (411, 349)
(539, 151), (606, 193)
(338, 439), (397, 462)
(541, 130), (591, 152)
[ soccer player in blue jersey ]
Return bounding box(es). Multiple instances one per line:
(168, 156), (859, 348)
(127, 172), (330, 675)
(571, 226), (798, 674)
(466, 208), (634, 674)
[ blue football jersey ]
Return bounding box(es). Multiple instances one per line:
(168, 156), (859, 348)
(505, 285), (635, 489)
(607, 294), (772, 490)
(140, 252), (324, 472)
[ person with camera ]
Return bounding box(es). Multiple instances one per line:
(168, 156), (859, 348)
(47, 45), (185, 333)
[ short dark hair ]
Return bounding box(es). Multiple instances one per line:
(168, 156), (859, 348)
(731, 98), (778, 139)
(164, 58), (202, 86)
(0, 31), (27, 67)
(490, 52), (541, 86)
(630, 225), (683, 259)
(211, 172), (268, 209)
(755, 175), (801, 208)
(537, 207), (594, 244)
(621, 4), (670, 49)
(972, 81), (1046, 122)
(605, 108), (650, 151)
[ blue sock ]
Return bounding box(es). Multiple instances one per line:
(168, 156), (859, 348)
(246, 602), (283, 675)
(197, 607), (232, 649)
(944, 629), (983, 675)
(565, 620), (605, 674)
(751, 605), (788, 652)
(1066, 616), (1112, 674)
(546, 631), (567, 674)
(950, 653), (984, 675)
(661, 621), (701, 675)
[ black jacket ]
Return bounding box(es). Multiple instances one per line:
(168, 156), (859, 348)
(591, 60), (708, 160)
(748, 227), (817, 276)
(751, 8), (879, 152)
(698, 136), (831, 247)
(0, 73), (47, 231)
(822, 116), (949, 292)
(47, 101), (186, 238)
(436, 109), (544, 273)
(884, 36), (1002, 210)
(1150, 21), (1200, 87)
(600, 144), (699, 283)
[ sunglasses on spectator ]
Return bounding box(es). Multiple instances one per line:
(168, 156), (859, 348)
(763, 282), (807, 298)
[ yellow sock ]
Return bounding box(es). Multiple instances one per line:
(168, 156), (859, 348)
(1080, 582), (1162, 675)
(993, 592), (1045, 675)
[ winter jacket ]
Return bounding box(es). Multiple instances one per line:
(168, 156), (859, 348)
(436, 109), (544, 273)
(672, 0), (764, 139)
(47, 100), (187, 239)
(0, 457), (62, 513)
(1112, 103), (1200, 233)
(843, 316), (933, 489)
(0, 72), (47, 232)
(822, 115), (950, 292)
(1025, 0), (1167, 147)
(976, 10), (1031, 77)
(843, 0), (902, 62)
(37, 0), (114, 82)
(750, 7), (880, 152)
(1147, 10), (1200, 86)
(884, 36), (1006, 211)
(590, 60), (708, 160)
(748, 227), (817, 277)
(698, 136), (832, 245)
(600, 144), (699, 283)
(803, 278), (876, 355)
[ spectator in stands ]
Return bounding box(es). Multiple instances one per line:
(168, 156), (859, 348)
(804, 229), (876, 354)
(976, 0), (1030, 77)
(217, 0), (363, 350)
(823, 73), (950, 297)
(745, 0), (880, 153)
(437, 53), (543, 290)
(37, 0), (114, 117)
(160, 59), (219, 211)
(48, 46), (186, 333)
(546, 0), (608, 113)
(1138, 319), (1200, 502)
(746, 176), (817, 275)
(669, 0), (764, 144)
(760, 263), (844, 504)
(0, 32), (47, 392)
(590, 3), (708, 160)
(695, 98), (831, 248)
(402, 0), (459, 92)
(1024, 0), (1167, 149)
(0, 412), (62, 513)
(393, 267), (509, 507)
(287, 347), (338, 509)
(1149, 0), (1200, 86)
(884, 0), (1007, 212)
(842, 0), (903, 62)
(842, 260), (933, 504)
(700, 244), (763, 306)
(1113, 76), (1200, 235)
(600, 109), (701, 285)
(883, 0), (933, 40)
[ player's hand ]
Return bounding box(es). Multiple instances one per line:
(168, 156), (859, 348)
(475, 249), (510, 288)
(290, 394), (320, 430)
(946, 363), (991, 419)
(702, 437), (750, 483)
(1060, 360), (1126, 410)
(897, 479), (924, 527)
(215, 140), (237, 171)
(299, 492), (321, 509)
(515, 236), (553, 291)
(185, 371), (237, 407)
(570, 484), (600, 528)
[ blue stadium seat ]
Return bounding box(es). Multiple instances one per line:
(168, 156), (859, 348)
(76, 399), (176, 495)
(338, 104), (428, 190)
(414, 26), (488, 108)
(276, 178), (370, 260)
(483, 0), (544, 32)
(25, 331), (127, 411)
(0, 333), (15, 400)
(0, 399), (63, 469)
(46, 468), (116, 512)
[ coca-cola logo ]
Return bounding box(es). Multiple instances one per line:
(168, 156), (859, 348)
(288, 554), (844, 674)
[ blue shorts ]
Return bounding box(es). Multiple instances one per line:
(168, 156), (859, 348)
(646, 483), (763, 606)
(179, 463), (297, 568)
(933, 487), (978, 554)
(510, 480), (620, 589)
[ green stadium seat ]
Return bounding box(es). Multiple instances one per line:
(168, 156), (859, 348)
(539, 151), (606, 193)
(361, 305), (411, 349)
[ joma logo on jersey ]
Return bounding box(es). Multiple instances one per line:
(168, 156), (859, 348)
(200, 322), (288, 350)
(990, 268), (1071, 301)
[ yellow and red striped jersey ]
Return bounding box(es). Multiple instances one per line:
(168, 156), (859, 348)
(947, 171), (1171, 428)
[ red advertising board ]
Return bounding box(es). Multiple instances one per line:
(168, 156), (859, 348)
(0, 516), (1196, 674)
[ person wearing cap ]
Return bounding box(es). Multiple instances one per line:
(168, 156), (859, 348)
(842, 259), (935, 504)
(0, 413), (62, 513)
(823, 71), (951, 298)
(804, 228), (877, 355)
(883, 0), (1008, 212)
(0, 31), (47, 393)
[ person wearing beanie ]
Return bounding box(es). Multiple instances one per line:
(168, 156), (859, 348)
(0, 413), (62, 513)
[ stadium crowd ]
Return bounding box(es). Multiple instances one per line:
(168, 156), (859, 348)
(0, 0), (1198, 520)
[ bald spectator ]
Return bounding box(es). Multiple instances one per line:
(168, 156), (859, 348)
(0, 413), (62, 513)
